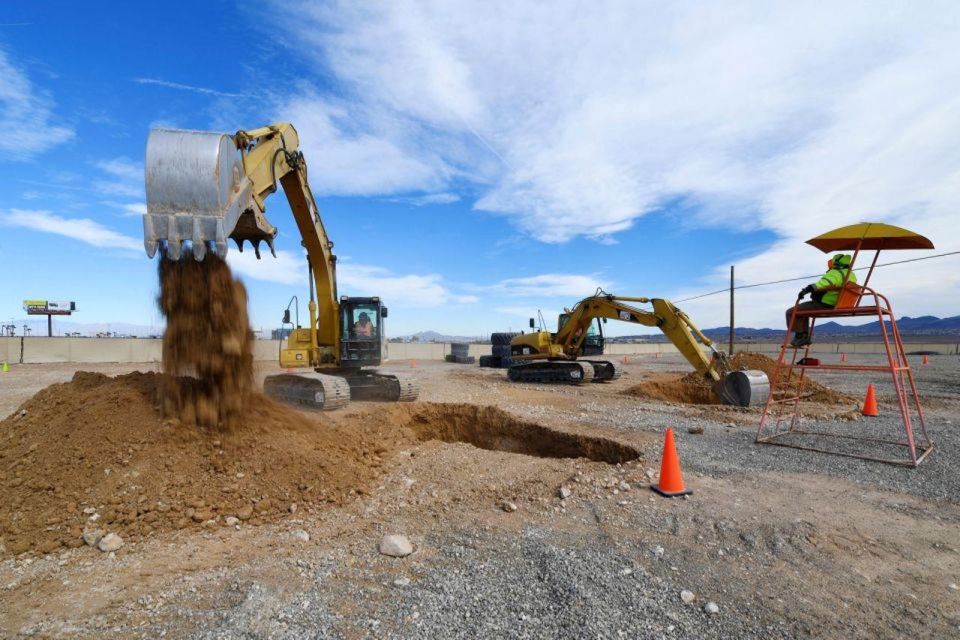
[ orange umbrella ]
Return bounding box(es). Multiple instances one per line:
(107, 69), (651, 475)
(806, 222), (934, 252)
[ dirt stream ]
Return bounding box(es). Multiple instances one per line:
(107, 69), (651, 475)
(623, 351), (852, 406)
(157, 255), (254, 430)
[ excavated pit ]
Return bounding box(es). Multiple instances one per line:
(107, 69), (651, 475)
(403, 403), (641, 464)
(624, 352), (852, 407)
(0, 373), (638, 556)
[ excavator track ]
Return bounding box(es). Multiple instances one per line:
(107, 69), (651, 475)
(343, 371), (420, 402)
(507, 360), (595, 384)
(262, 373), (351, 411)
(585, 359), (622, 382)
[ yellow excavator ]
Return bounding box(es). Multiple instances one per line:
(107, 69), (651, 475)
(143, 123), (418, 410)
(507, 291), (769, 407)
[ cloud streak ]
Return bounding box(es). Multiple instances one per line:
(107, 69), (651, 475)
(132, 77), (242, 98)
(1, 209), (142, 252)
(228, 248), (478, 307)
(0, 46), (73, 157)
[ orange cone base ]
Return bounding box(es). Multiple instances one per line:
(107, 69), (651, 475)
(651, 484), (692, 498)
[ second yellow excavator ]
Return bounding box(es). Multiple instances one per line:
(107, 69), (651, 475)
(143, 123), (418, 410)
(507, 291), (769, 407)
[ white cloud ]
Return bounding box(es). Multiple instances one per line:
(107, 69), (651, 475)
(265, 0), (960, 325)
(0, 47), (73, 156)
(480, 273), (612, 299)
(228, 248), (477, 306)
(94, 157), (143, 198)
(132, 77), (242, 98)
(386, 192), (461, 206)
(1, 209), (141, 252)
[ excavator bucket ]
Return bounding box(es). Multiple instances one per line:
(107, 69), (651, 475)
(714, 370), (770, 407)
(143, 128), (277, 260)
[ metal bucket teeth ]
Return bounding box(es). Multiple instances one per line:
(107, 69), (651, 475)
(143, 127), (274, 261)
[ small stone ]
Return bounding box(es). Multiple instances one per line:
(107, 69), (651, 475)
(393, 577), (411, 587)
(680, 590), (696, 604)
(97, 533), (124, 553)
(191, 510), (214, 523)
(292, 530), (310, 542)
(501, 501), (518, 513)
(289, 503), (298, 514)
(82, 507), (97, 515)
(619, 568), (633, 576)
(379, 534), (414, 558)
(20, 409), (27, 417)
(644, 468), (655, 480)
(81, 530), (103, 547)
(618, 481), (630, 491)
(225, 516), (240, 526)
(236, 505), (254, 521)
(687, 426), (705, 435)
(558, 486), (572, 499)
(652, 545), (665, 557)
(704, 602), (719, 614)
(949, 583), (958, 591)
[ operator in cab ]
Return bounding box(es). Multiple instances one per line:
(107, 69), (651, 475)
(787, 253), (856, 347)
(354, 311), (375, 338)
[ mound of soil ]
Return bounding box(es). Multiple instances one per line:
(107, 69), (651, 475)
(0, 371), (408, 556)
(0, 374), (640, 557)
(624, 352), (851, 406)
(157, 255), (253, 430)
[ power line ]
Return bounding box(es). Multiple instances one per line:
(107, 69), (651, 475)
(675, 250), (960, 303)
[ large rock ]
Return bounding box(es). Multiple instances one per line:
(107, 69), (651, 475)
(97, 533), (124, 552)
(379, 534), (414, 558)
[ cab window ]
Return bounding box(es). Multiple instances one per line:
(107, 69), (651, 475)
(344, 304), (378, 340)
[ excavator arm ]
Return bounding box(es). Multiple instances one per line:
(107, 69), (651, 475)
(144, 123), (339, 357)
(510, 292), (769, 406)
(555, 295), (726, 382)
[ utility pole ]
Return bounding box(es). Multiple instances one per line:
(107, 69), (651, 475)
(729, 265), (735, 355)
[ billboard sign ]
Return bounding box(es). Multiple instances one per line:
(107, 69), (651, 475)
(23, 300), (76, 315)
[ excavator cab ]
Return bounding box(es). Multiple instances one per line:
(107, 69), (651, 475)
(339, 297), (387, 368)
(557, 314), (605, 356)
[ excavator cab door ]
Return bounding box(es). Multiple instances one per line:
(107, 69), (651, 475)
(339, 297), (385, 368)
(580, 318), (605, 356)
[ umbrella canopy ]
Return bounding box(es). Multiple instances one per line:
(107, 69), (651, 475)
(806, 222), (934, 252)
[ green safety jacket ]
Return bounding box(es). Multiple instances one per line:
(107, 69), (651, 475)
(814, 267), (857, 306)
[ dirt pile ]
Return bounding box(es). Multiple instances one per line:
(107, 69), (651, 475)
(0, 372), (639, 556)
(624, 352), (851, 406)
(157, 256), (253, 430)
(0, 372), (408, 556)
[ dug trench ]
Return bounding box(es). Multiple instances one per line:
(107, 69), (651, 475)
(0, 372), (641, 556)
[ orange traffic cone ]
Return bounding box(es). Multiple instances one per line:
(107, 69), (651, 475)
(622, 356), (629, 364)
(286, 367), (293, 373)
(921, 354), (929, 366)
(862, 383), (879, 417)
(840, 353), (847, 362)
(410, 359), (417, 368)
(651, 427), (692, 497)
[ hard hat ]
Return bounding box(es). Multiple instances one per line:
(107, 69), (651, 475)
(831, 254), (853, 267)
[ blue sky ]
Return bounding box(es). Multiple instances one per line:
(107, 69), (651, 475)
(1, 1), (957, 337)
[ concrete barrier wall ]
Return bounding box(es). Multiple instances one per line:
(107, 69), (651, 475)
(0, 337), (955, 365)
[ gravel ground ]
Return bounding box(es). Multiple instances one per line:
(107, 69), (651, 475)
(1, 354), (958, 638)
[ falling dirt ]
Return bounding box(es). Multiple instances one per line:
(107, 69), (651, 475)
(157, 255), (253, 430)
(0, 372), (638, 557)
(623, 352), (852, 406)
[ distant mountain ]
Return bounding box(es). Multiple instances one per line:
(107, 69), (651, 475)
(608, 315), (960, 343)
